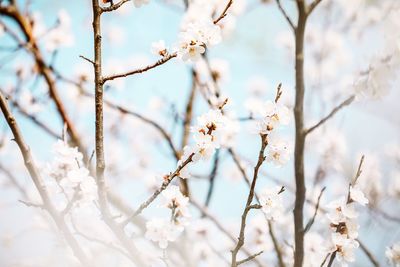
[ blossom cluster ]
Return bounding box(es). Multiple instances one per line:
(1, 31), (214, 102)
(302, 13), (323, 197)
(255, 98), (292, 167)
(326, 186), (368, 266)
(45, 139), (97, 209)
(145, 185), (190, 249)
(178, 109), (233, 179)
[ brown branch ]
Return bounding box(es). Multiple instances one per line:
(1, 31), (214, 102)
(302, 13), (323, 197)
(213, 0), (233, 24)
(190, 199), (265, 267)
(90, 1), (145, 265)
(237, 251), (264, 266)
(358, 239), (380, 267)
(101, 0), (130, 12)
(326, 251), (336, 267)
(0, 92), (91, 266)
(293, 1), (308, 266)
(79, 55), (95, 65)
(0, 162), (28, 197)
(307, 0), (324, 15)
(121, 153), (194, 226)
(0, 3), (87, 157)
(179, 69), (198, 196)
(229, 148), (286, 267)
(231, 134), (268, 267)
(3, 93), (61, 140)
(304, 186), (326, 233)
(100, 95), (180, 160)
(352, 154), (364, 186)
(305, 95), (355, 135)
(205, 149), (220, 206)
(102, 52), (177, 83)
(275, 0), (296, 31)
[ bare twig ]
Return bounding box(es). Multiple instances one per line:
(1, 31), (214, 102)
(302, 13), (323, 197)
(205, 149), (220, 206)
(275, 0), (296, 31)
(304, 187), (326, 233)
(191, 199), (264, 267)
(121, 153), (194, 226)
(0, 3), (87, 156)
(102, 52), (177, 83)
(79, 55), (95, 65)
(358, 239), (380, 267)
(179, 69), (198, 196)
(231, 134), (268, 267)
(90, 1), (145, 265)
(0, 91), (90, 266)
(101, 0), (130, 12)
(213, 0), (233, 24)
(326, 251), (336, 267)
(352, 154), (365, 186)
(292, 0), (309, 266)
(307, 0), (324, 15)
(237, 251), (264, 266)
(305, 95), (355, 135)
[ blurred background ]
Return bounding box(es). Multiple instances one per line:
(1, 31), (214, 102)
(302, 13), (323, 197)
(0, 0), (399, 266)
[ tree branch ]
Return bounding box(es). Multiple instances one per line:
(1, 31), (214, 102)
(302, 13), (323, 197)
(358, 238), (380, 267)
(237, 251), (264, 266)
(213, 0), (233, 24)
(305, 95), (355, 135)
(307, 0), (324, 15)
(231, 134), (268, 267)
(102, 52), (177, 83)
(275, 0), (296, 31)
(121, 153), (194, 226)
(293, 1), (308, 266)
(304, 186), (326, 233)
(0, 91), (90, 266)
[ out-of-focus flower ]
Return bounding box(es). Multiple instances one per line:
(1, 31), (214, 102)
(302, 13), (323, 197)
(386, 242), (400, 267)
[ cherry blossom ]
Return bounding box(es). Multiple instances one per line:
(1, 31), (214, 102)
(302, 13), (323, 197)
(259, 186), (284, 220)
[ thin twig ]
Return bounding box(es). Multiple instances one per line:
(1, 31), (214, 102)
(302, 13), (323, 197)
(102, 52), (177, 83)
(121, 153), (194, 226)
(205, 150), (220, 207)
(80, 55), (95, 65)
(191, 199), (265, 267)
(275, 0), (296, 31)
(231, 134), (268, 267)
(237, 251), (264, 266)
(307, 0), (324, 15)
(101, 0), (130, 12)
(304, 186), (326, 233)
(0, 91), (90, 266)
(305, 95), (355, 135)
(358, 238), (380, 267)
(213, 0), (233, 24)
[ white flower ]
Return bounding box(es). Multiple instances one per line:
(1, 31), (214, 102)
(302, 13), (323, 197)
(332, 234), (359, 265)
(266, 135), (291, 167)
(151, 40), (167, 56)
(326, 197), (358, 224)
(259, 186), (284, 220)
(349, 186), (368, 206)
(177, 20), (222, 62)
(256, 101), (290, 134)
(192, 134), (217, 162)
(161, 185), (190, 219)
(177, 32), (206, 62)
(145, 218), (183, 249)
(134, 0), (150, 8)
(386, 242), (400, 267)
